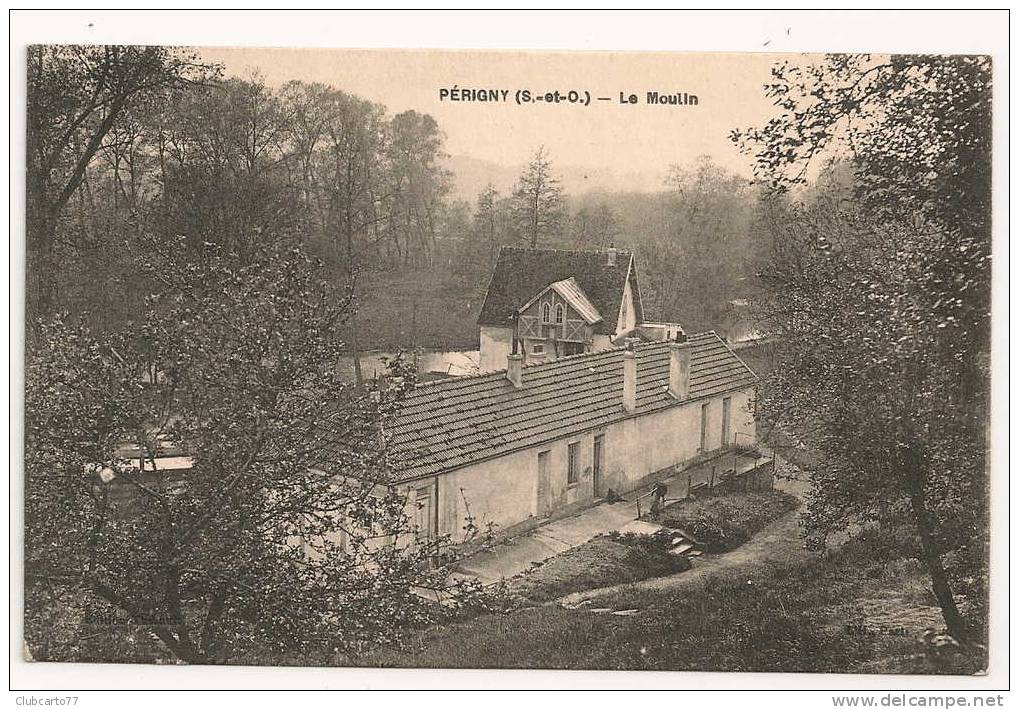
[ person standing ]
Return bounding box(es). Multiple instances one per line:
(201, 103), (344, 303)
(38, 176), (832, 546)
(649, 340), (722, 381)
(649, 480), (668, 518)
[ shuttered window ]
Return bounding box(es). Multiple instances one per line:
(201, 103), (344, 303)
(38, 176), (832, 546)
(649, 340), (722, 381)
(567, 442), (580, 484)
(722, 396), (732, 447)
(699, 403), (709, 453)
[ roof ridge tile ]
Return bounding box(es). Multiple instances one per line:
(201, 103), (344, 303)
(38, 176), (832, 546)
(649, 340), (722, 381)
(388, 330), (758, 481)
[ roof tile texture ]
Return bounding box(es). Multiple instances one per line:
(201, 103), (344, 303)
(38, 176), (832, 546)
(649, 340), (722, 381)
(391, 331), (756, 481)
(477, 246), (641, 335)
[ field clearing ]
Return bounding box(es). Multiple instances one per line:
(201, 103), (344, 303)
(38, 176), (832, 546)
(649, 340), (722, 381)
(360, 543), (983, 673)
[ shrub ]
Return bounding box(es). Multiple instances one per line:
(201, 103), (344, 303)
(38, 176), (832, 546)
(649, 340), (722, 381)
(835, 524), (922, 563)
(660, 490), (799, 553)
(506, 533), (691, 602)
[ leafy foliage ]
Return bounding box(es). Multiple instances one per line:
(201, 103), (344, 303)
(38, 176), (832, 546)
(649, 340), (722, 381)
(507, 531), (691, 603)
(645, 157), (760, 329)
(512, 145), (565, 248)
(24, 241), (461, 663)
(28, 56), (454, 337)
(735, 54), (992, 640)
(660, 490), (799, 553)
(26, 45), (215, 318)
(733, 55), (991, 235)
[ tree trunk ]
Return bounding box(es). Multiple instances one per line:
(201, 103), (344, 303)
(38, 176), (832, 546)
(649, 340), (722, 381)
(26, 209), (58, 319)
(906, 461), (968, 640)
(149, 624), (207, 665)
(531, 189), (539, 248)
(350, 313), (364, 388)
(90, 579), (207, 664)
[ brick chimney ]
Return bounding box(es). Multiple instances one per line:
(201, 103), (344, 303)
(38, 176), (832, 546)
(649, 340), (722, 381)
(622, 341), (637, 412)
(668, 334), (693, 400)
(607, 245), (618, 267)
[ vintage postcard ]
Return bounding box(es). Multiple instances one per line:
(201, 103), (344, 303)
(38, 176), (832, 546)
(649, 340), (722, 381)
(11, 9), (1008, 698)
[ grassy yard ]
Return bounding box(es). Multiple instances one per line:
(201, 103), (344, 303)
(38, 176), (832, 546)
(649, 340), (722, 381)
(504, 490), (798, 603)
(658, 490), (800, 553)
(30, 484), (984, 674)
(356, 534), (986, 674)
(505, 532), (691, 603)
(353, 268), (483, 352)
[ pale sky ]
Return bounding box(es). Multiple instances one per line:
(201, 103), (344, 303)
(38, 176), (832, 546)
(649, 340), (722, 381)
(197, 47), (803, 193)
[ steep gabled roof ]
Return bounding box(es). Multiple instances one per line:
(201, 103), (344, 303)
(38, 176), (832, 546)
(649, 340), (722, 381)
(517, 277), (603, 325)
(478, 247), (641, 335)
(390, 331), (756, 481)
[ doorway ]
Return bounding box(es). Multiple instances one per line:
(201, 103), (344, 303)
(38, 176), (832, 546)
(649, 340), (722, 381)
(415, 485), (433, 542)
(536, 450), (551, 516)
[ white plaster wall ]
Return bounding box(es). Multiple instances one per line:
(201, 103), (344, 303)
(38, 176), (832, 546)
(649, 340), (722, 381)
(479, 326), (513, 373)
(602, 388), (755, 492)
(425, 386), (758, 536)
(438, 446), (539, 540)
(591, 334), (614, 352)
(741, 391), (758, 443)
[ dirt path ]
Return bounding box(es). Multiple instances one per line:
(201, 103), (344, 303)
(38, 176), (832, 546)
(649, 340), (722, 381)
(558, 505), (813, 607)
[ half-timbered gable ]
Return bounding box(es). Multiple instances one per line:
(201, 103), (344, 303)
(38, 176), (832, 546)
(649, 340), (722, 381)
(477, 246), (683, 371)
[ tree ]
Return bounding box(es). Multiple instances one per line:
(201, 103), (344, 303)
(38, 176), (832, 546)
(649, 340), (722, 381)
(736, 54), (992, 640)
(26, 45), (213, 318)
(640, 157), (756, 330)
(150, 77), (300, 262)
(733, 55), (990, 237)
(448, 186), (505, 291)
(23, 240), (451, 663)
(474, 184), (500, 259)
(382, 111), (450, 267)
(280, 84), (389, 272)
(24, 47), (465, 352)
(756, 203), (986, 641)
(733, 54), (991, 382)
(570, 203), (618, 248)
(512, 146), (564, 248)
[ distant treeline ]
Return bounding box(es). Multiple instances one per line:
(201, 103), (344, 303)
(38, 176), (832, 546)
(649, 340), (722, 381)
(27, 46), (772, 345)
(453, 155), (776, 334)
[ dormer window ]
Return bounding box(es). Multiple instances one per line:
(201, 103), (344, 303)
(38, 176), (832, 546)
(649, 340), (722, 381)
(542, 303), (551, 323)
(555, 304), (564, 324)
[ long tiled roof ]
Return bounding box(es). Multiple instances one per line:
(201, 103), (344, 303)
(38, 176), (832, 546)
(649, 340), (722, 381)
(477, 246), (642, 334)
(390, 332), (756, 481)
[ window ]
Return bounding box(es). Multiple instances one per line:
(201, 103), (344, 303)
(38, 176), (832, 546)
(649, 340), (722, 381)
(532, 342), (545, 355)
(555, 304), (565, 324)
(721, 397), (732, 447)
(562, 342), (585, 356)
(699, 402), (710, 453)
(567, 442), (580, 485)
(542, 303), (551, 323)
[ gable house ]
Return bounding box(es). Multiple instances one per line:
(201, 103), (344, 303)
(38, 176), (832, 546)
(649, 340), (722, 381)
(311, 246), (764, 553)
(477, 246), (678, 372)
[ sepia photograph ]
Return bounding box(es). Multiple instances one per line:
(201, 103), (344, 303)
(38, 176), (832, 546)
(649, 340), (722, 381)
(8, 8), (1009, 699)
